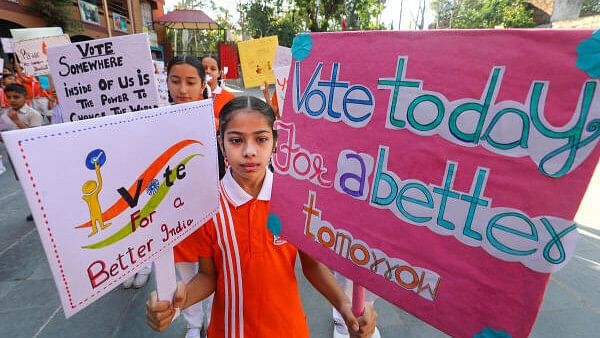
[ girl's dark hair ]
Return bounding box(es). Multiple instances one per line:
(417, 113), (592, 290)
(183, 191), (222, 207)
(4, 83), (27, 96)
(219, 96), (278, 141)
(166, 55), (208, 102)
(201, 55), (222, 84)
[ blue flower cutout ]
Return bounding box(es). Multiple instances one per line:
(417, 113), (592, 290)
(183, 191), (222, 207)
(292, 33), (313, 62)
(146, 179), (160, 195)
(267, 213), (282, 236)
(576, 30), (600, 78)
(473, 327), (511, 338)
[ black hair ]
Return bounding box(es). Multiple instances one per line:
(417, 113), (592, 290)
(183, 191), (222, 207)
(4, 83), (27, 96)
(201, 55), (222, 86)
(219, 96), (278, 143)
(166, 55), (208, 102)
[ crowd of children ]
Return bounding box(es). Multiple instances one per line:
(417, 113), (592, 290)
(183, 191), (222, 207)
(0, 49), (379, 338)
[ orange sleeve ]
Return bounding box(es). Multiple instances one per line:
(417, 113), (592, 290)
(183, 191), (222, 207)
(173, 218), (216, 262)
(213, 89), (235, 119)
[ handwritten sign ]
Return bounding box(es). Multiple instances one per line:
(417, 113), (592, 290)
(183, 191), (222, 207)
(273, 66), (289, 116)
(270, 30), (600, 337)
(46, 33), (159, 122)
(14, 34), (71, 76)
(10, 27), (63, 41)
(153, 60), (169, 107)
(1, 38), (14, 54)
(237, 36), (278, 88)
(1, 101), (219, 318)
(274, 46), (292, 69)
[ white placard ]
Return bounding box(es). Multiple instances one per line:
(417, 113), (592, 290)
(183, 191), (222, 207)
(10, 27), (63, 42)
(153, 60), (169, 107)
(1, 100), (219, 317)
(46, 33), (159, 122)
(273, 66), (289, 117)
(1, 38), (14, 54)
(14, 34), (71, 76)
(274, 46), (292, 69)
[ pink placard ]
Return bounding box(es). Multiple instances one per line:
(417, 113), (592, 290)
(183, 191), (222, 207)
(270, 30), (600, 337)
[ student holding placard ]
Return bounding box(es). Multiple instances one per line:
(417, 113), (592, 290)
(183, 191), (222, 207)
(201, 55), (235, 127)
(146, 96), (377, 338)
(0, 83), (43, 131)
(166, 55), (213, 338)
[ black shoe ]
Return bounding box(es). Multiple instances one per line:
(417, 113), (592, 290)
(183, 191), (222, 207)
(26, 214), (33, 222)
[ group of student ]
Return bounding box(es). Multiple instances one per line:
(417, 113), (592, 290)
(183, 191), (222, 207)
(0, 59), (58, 127)
(0, 52), (379, 337)
(144, 55), (379, 338)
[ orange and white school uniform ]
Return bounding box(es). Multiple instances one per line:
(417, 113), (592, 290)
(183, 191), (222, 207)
(0, 103), (43, 131)
(176, 169), (310, 338)
(211, 86), (235, 129)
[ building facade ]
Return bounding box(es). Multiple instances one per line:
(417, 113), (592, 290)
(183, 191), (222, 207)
(0, 0), (168, 61)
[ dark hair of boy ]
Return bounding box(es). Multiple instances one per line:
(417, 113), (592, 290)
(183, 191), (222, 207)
(4, 83), (27, 96)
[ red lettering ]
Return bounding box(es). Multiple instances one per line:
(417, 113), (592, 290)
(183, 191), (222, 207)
(87, 260), (109, 289)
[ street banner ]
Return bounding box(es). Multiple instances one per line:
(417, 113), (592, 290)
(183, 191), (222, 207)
(1, 38), (14, 54)
(270, 30), (600, 337)
(14, 34), (71, 76)
(273, 66), (289, 116)
(46, 33), (159, 122)
(10, 27), (63, 42)
(237, 36), (278, 88)
(1, 101), (219, 318)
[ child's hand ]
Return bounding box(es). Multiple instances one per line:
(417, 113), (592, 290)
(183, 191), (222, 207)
(145, 281), (187, 332)
(7, 108), (18, 121)
(339, 303), (378, 338)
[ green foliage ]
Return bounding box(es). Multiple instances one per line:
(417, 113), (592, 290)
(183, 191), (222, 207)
(239, 0), (300, 46)
(26, 0), (82, 33)
(581, 0), (600, 17)
(238, 0), (384, 38)
(432, 0), (535, 29)
(344, 0), (386, 30)
(431, 0), (458, 28)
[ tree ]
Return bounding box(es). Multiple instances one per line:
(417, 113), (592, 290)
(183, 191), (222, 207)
(431, 0), (459, 28)
(432, 0), (535, 29)
(291, 0), (384, 32)
(411, 0), (427, 30)
(238, 0), (301, 46)
(581, 0), (600, 17)
(343, 0), (386, 31)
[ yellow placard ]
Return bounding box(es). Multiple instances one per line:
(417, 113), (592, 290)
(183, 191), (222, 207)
(237, 36), (278, 88)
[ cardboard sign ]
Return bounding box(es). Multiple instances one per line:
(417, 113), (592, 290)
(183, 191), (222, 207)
(153, 60), (169, 107)
(14, 34), (71, 76)
(237, 36), (278, 88)
(273, 66), (289, 116)
(274, 46), (292, 69)
(10, 27), (63, 42)
(1, 101), (219, 317)
(1, 38), (14, 54)
(270, 30), (600, 337)
(46, 33), (159, 122)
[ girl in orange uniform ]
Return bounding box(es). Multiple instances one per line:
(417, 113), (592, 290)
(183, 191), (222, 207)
(146, 96), (377, 338)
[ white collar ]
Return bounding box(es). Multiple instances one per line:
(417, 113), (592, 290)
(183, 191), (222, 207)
(213, 86), (222, 95)
(222, 168), (272, 207)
